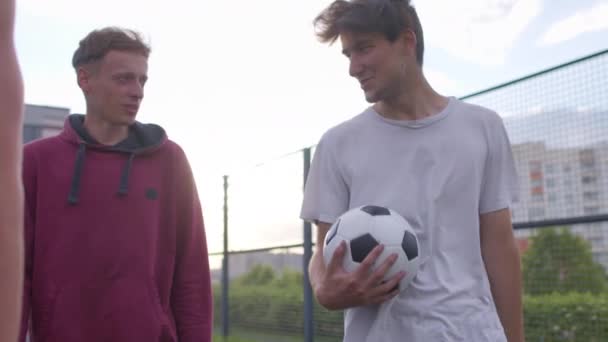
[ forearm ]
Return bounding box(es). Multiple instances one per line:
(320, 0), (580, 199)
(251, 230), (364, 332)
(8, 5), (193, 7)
(484, 241), (524, 342)
(0, 181), (24, 342)
(0, 30), (25, 328)
(0, 0), (17, 38)
(0, 46), (24, 122)
(309, 249), (326, 292)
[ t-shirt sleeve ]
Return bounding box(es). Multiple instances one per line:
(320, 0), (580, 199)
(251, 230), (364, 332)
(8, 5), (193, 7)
(479, 113), (520, 214)
(300, 133), (349, 224)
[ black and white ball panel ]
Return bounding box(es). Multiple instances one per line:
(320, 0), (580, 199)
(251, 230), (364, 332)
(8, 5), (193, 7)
(349, 233), (379, 263)
(360, 205), (391, 216)
(402, 230), (418, 260)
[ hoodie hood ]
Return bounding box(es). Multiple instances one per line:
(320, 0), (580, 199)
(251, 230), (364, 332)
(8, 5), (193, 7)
(65, 114), (167, 152)
(59, 114), (168, 205)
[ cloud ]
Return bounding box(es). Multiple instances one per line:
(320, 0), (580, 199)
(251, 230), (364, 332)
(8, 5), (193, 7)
(539, 2), (608, 46)
(414, 0), (542, 66)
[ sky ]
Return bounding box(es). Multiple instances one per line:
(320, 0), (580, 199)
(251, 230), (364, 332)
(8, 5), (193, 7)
(14, 0), (608, 255)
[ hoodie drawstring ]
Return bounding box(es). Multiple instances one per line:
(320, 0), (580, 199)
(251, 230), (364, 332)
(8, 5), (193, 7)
(68, 143), (87, 205)
(118, 153), (136, 196)
(68, 145), (136, 204)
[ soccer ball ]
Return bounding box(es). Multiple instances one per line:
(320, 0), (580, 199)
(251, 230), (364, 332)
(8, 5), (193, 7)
(323, 205), (420, 292)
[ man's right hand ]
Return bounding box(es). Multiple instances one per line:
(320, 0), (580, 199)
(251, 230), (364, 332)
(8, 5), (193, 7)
(314, 241), (405, 310)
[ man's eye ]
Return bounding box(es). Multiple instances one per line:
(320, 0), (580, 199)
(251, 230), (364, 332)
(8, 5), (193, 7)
(117, 75), (132, 82)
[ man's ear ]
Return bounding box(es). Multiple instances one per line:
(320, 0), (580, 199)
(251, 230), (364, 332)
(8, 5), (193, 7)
(399, 29), (417, 58)
(76, 66), (93, 94)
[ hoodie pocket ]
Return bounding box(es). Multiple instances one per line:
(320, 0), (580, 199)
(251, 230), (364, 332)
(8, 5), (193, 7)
(40, 278), (175, 341)
(147, 283), (177, 342)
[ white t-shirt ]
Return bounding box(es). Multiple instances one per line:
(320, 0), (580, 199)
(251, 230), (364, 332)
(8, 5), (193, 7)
(300, 97), (519, 342)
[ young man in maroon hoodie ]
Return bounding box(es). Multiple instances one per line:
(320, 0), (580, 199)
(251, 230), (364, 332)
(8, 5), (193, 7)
(1, 0), (25, 341)
(20, 27), (213, 342)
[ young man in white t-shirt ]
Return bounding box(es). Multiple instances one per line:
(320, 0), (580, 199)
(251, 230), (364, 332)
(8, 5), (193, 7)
(301, 1), (524, 341)
(0, 0), (25, 341)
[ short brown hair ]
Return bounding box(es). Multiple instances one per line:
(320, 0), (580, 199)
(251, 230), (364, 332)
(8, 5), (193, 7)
(314, 0), (424, 65)
(72, 27), (150, 69)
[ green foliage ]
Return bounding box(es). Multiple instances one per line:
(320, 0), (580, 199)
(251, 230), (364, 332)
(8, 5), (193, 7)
(272, 268), (303, 289)
(213, 263), (342, 338)
(234, 264), (276, 287)
(215, 259), (608, 341)
(522, 227), (607, 295)
(524, 292), (608, 341)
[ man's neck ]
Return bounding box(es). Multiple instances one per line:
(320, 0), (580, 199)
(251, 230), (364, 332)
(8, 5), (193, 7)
(373, 72), (449, 121)
(83, 113), (129, 146)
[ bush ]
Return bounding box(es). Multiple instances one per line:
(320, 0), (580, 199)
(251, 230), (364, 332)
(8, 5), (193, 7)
(212, 266), (342, 338)
(214, 266), (608, 341)
(524, 292), (608, 342)
(523, 227), (607, 295)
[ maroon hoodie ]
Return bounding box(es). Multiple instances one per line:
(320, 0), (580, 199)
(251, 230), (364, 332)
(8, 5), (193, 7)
(20, 115), (212, 342)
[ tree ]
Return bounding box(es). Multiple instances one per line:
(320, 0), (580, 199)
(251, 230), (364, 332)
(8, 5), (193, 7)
(272, 268), (303, 289)
(235, 264), (276, 286)
(522, 227), (607, 295)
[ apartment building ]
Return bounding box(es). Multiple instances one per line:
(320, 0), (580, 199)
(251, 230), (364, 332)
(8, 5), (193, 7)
(511, 141), (608, 269)
(23, 104), (70, 143)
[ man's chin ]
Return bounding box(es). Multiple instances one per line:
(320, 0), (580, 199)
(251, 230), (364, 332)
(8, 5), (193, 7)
(364, 92), (378, 103)
(121, 113), (138, 125)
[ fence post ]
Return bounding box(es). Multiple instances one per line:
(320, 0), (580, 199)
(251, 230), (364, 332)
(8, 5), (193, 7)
(303, 148), (314, 342)
(222, 175), (230, 338)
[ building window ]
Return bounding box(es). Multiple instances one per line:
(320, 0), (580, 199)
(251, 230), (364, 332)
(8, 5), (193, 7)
(582, 176), (597, 185)
(530, 160), (542, 170)
(579, 149), (595, 169)
(546, 178), (556, 188)
(531, 192), (544, 202)
(583, 192), (599, 201)
(584, 206), (600, 215)
(23, 125), (41, 143)
(529, 160), (543, 180)
(529, 207), (545, 220)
